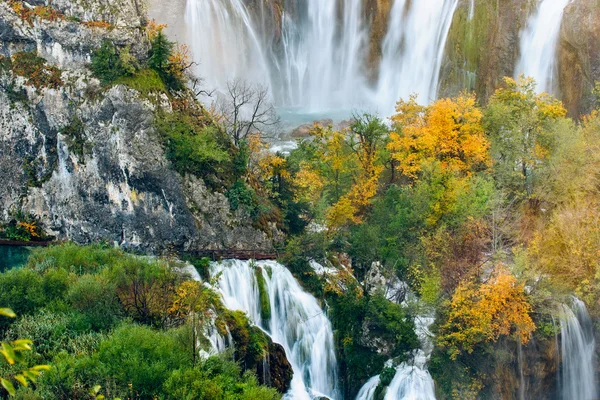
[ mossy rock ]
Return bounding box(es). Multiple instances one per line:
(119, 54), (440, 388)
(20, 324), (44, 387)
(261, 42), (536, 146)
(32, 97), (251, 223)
(224, 310), (293, 393)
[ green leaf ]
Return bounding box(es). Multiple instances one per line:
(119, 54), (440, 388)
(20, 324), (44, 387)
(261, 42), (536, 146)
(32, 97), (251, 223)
(1, 343), (16, 364)
(0, 308), (16, 318)
(14, 374), (27, 387)
(1, 378), (15, 396)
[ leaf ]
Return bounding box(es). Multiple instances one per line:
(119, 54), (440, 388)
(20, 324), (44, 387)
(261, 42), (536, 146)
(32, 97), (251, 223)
(1, 343), (16, 364)
(13, 374), (27, 387)
(30, 364), (51, 371)
(0, 308), (16, 318)
(1, 378), (15, 396)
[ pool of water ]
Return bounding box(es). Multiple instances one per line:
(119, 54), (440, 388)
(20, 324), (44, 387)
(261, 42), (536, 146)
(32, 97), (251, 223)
(0, 246), (32, 272)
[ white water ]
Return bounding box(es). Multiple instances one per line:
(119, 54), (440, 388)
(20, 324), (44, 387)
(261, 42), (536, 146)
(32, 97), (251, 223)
(184, 0), (272, 95)
(356, 375), (380, 400)
(356, 315), (437, 400)
(210, 260), (339, 400)
(558, 298), (598, 400)
(374, 0), (459, 113)
(515, 0), (571, 94)
(185, 0), (458, 117)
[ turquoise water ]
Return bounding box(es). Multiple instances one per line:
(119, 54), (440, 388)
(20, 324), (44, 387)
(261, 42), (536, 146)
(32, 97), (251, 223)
(0, 246), (32, 272)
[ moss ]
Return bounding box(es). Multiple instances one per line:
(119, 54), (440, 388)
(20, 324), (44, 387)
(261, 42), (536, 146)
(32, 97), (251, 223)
(255, 267), (271, 321)
(61, 116), (92, 162)
(23, 156), (55, 188)
(115, 69), (167, 94)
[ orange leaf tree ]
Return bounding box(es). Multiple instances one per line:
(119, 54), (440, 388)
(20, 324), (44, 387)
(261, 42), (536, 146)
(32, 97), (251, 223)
(437, 268), (536, 359)
(388, 93), (490, 180)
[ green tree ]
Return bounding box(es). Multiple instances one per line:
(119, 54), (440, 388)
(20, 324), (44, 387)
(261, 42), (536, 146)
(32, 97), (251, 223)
(148, 31), (173, 76)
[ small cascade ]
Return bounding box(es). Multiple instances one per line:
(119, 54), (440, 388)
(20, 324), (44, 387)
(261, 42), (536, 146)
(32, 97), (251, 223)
(374, 0), (459, 113)
(469, 0), (475, 20)
(515, 0), (571, 94)
(355, 315), (437, 400)
(211, 260), (339, 400)
(356, 376), (380, 400)
(558, 298), (598, 400)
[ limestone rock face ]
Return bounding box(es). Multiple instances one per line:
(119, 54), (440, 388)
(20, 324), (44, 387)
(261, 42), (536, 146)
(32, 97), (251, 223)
(558, 0), (600, 116)
(0, 0), (278, 253)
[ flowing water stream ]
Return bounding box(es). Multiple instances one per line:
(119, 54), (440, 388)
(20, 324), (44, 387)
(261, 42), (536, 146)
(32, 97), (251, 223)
(210, 260), (339, 400)
(558, 298), (598, 400)
(515, 0), (571, 94)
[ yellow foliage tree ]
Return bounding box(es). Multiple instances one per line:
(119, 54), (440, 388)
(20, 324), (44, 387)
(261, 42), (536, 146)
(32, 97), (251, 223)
(437, 268), (536, 359)
(388, 93), (490, 180)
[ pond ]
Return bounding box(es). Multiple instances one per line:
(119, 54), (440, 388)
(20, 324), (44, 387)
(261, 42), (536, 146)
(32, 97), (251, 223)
(0, 245), (32, 272)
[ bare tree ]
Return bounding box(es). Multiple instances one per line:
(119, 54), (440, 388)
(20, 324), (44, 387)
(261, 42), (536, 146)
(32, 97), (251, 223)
(217, 78), (280, 147)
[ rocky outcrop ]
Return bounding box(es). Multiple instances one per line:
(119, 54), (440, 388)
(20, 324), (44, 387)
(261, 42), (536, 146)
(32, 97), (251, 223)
(439, 0), (537, 102)
(0, 0), (279, 253)
(558, 0), (600, 117)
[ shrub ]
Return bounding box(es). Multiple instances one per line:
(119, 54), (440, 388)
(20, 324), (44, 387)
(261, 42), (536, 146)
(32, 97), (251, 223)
(27, 243), (123, 275)
(155, 111), (230, 177)
(96, 324), (191, 397)
(11, 52), (62, 89)
(163, 358), (280, 400)
(67, 274), (121, 331)
(61, 116), (91, 162)
(90, 40), (135, 84)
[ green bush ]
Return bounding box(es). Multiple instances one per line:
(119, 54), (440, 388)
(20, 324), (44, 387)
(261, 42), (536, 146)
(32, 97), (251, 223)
(90, 40), (135, 84)
(155, 111), (230, 177)
(163, 357), (280, 400)
(67, 274), (121, 331)
(27, 243), (123, 275)
(0, 268), (45, 328)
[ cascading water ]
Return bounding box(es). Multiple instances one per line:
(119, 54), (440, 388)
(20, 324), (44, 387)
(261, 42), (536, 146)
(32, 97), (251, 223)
(355, 314), (437, 400)
(515, 0), (571, 94)
(374, 0), (459, 113)
(185, 0), (458, 116)
(558, 298), (598, 400)
(210, 260), (339, 400)
(184, 0), (272, 94)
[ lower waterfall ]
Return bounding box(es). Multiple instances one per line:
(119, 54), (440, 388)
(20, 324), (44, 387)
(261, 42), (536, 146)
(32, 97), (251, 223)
(356, 315), (436, 400)
(210, 260), (339, 400)
(558, 298), (598, 400)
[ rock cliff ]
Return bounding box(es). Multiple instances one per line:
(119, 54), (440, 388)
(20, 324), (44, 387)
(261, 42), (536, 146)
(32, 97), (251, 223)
(0, 0), (279, 253)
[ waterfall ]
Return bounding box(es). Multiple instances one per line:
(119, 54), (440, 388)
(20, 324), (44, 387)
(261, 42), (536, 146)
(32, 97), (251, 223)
(356, 376), (380, 400)
(558, 298), (598, 400)
(185, 0), (458, 117)
(469, 0), (475, 20)
(373, 0), (459, 113)
(515, 0), (571, 94)
(184, 0), (272, 94)
(355, 315), (437, 400)
(210, 260), (339, 400)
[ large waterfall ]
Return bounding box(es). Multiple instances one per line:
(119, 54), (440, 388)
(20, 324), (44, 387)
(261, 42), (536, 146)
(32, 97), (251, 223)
(558, 298), (598, 400)
(515, 0), (571, 93)
(210, 260), (339, 400)
(185, 0), (458, 116)
(374, 0), (458, 112)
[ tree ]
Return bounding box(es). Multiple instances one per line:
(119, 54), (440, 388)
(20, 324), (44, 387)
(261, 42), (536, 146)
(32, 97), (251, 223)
(484, 76), (566, 201)
(148, 30), (173, 76)
(388, 93), (490, 180)
(437, 268), (535, 359)
(217, 78), (280, 147)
